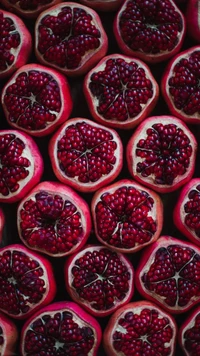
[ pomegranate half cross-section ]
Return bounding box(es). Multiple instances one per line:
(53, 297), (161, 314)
(0, 244), (56, 319)
(84, 54), (159, 129)
(179, 305), (200, 356)
(0, 312), (18, 356)
(92, 179), (163, 254)
(1, 64), (73, 137)
(127, 116), (197, 193)
(17, 181), (92, 257)
(136, 236), (200, 314)
(0, 130), (43, 203)
(49, 118), (123, 193)
(35, 2), (108, 76)
(64, 245), (134, 317)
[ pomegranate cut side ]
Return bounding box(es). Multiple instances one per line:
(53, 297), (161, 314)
(65, 245), (134, 317)
(35, 2), (108, 76)
(20, 301), (102, 355)
(0, 9), (32, 79)
(0, 312), (18, 356)
(49, 118), (123, 193)
(0, 130), (43, 203)
(0, 244), (56, 319)
(127, 115), (197, 193)
(79, 0), (123, 11)
(103, 301), (177, 356)
(113, 0), (186, 63)
(84, 54), (159, 129)
(136, 236), (200, 314)
(0, 209), (5, 243)
(17, 181), (92, 257)
(92, 179), (163, 253)
(179, 305), (200, 356)
(162, 46), (200, 124)
(1, 64), (73, 137)
(186, 0), (200, 43)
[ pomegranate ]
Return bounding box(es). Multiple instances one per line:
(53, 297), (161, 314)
(0, 130), (43, 203)
(91, 179), (163, 254)
(79, 0), (123, 12)
(179, 305), (200, 356)
(0, 312), (18, 356)
(126, 115), (197, 193)
(49, 117), (123, 193)
(0, 9), (32, 79)
(20, 301), (102, 355)
(135, 235), (200, 314)
(0, 244), (56, 319)
(0, 209), (5, 243)
(17, 181), (92, 257)
(35, 2), (108, 76)
(64, 245), (134, 317)
(161, 46), (200, 124)
(186, 0), (200, 43)
(113, 0), (186, 64)
(84, 54), (159, 130)
(103, 300), (177, 356)
(1, 63), (73, 137)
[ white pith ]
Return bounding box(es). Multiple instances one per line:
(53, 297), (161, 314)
(181, 311), (200, 356)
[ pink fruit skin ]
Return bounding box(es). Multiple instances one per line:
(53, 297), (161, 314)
(79, 0), (123, 11)
(0, 209), (5, 243)
(20, 301), (102, 355)
(0, 312), (18, 356)
(186, 0), (200, 43)
(178, 305), (200, 356)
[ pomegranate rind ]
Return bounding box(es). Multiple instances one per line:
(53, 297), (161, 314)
(84, 53), (159, 129)
(0, 209), (5, 243)
(79, 0), (123, 11)
(126, 115), (197, 193)
(161, 46), (200, 123)
(35, 2), (108, 77)
(0, 130), (44, 203)
(1, 63), (73, 137)
(0, 312), (18, 356)
(113, 0), (186, 64)
(64, 244), (135, 317)
(91, 179), (163, 253)
(179, 305), (200, 356)
(20, 301), (102, 356)
(49, 117), (123, 192)
(0, 9), (32, 79)
(186, 0), (200, 43)
(135, 235), (200, 314)
(0, 244), (56, 319)
(103, 300), (177, 356)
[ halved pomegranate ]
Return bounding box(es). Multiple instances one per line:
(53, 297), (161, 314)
(186, 0), (200, 43)
(92, 179), (163, 254)
(179, 305), (200, 356)
(17, 181), (92, 257)
(1, 64), (73, 137)
(0, 9), (32, 79)
(0, 209), (5, 243)
(113, 0), (186, 63)
(162, 46), (200, 124)
(103, 300), (177, 356)
(0, 244), (56, 319)
(35, 2), (108, 76)
(20, 301), (102, 355)
(0, 312), (18, 356)
(79, 0), (123, 11)
(136, 236), (200, 314)
(49, 117), (123, 193)
(64, 245), (134, 317)
(0, 130), (43, 203)
(84, 54), (159, 129)
(127, 115), (197, 193)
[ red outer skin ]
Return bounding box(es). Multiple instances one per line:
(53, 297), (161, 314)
(126, 115), (197, 193)
(0, 130), (43, 204)
(0, 9), (32, 79)
(103, 300), (177, 356)
(186, 0), (200, 43)
(20, 301), (102, 355)
(79, 0), (123, 11)
(84, 53), (159, 130)
(0, 312), (18, 356)
(161, 46), (200, 124)
(178, 305), (200, 356)
(0, 0), (62, 19)
(0, 209), (5, 243)
(113, 0), (186, 64)
(0, 244), (56, 319)
(17, 181), (92, 257)
(91, 179), (163, 254)
(35, 2), (108, 77)
(135, 235), (200, 314)
(64, 244), (135, 317)
(49, 117), (123, 193)
(173, 178), (200, 247)
(1, 63), (73, 137)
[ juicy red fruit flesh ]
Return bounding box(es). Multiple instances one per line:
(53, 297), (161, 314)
(184, 184), (200, 238)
